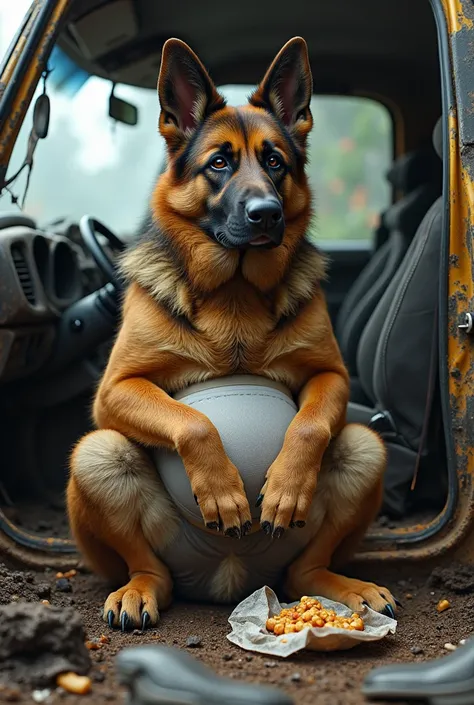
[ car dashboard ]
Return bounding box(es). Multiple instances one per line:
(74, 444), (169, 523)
(0, 216), (106, 384)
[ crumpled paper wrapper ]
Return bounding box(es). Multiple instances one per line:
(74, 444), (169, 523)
(227, 586), (397, 655)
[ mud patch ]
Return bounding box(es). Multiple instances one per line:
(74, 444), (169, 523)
(0, 564), (51, 605)
(0, 564), (472, 704)
(0, 602), (91, 687)
(430, 562), (474, 594)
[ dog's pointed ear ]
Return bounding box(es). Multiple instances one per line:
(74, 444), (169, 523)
(249, 37), (313, 145)
(158, 38), (226, 150)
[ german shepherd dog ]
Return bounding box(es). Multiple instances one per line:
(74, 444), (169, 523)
(67, 37), (396, 630)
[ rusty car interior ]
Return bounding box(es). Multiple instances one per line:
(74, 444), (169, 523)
(0, 0), (455, 566)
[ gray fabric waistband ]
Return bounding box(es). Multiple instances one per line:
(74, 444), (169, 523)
(173, 375), (293, 401)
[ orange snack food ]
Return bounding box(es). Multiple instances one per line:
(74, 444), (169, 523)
(56, 672), (91, 694)
(265, 596), (365, 634)
(437, 599), (451, 613)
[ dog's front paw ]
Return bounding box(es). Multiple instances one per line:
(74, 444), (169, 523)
(104, 574), (169, 631)
(192, 461), (252, 538)
(259, 460), (317, 537)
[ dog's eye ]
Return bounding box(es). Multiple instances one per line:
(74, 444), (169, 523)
(210, 156), (228, 170)
(267, 154), (282, 169)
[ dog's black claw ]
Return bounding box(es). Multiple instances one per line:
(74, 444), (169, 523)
(121, 611), (129, 632)
(225, 527), (241, 539)
(242, 521), (252, 536)
(194, 495), (199, 505)
(382, 604), (396, 620)
(295, 520), (306, 528)
(262, 521), (273, 536)
(395, 598), (404, 609)
(141, 611), (150, 632)
(272, 526), (284, 539)
(107, 610), (115, 629)
(255, 494), (264, 508)
(206, 521), (219, 531)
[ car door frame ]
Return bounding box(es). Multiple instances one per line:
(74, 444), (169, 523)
(0, 0), (473, 570)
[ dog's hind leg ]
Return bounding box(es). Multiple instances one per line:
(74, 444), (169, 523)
(285, 424), (397, 617)
(67, 429), (180, 630)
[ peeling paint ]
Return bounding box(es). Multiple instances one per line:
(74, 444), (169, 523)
(419, 3), (474, 564)
(448, 0), (474, 33)
(450, 254), (460, 267)
(450, 1), (474, 148)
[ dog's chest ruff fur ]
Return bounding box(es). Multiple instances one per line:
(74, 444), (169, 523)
(117, 233), (331, 395)
(120, 235), (327, 372)
(192, 286), (273, 372)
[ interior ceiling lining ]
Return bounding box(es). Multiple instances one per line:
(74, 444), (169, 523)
(61, 0), (440, 93)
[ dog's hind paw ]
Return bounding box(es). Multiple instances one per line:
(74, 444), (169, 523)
(287, 568), (398, 618)
(104, 575), (164, 631)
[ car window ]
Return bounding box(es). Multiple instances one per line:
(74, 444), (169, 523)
(0, 75), (164, 237)
(222, 86), (393, 244)
(0, 56), (391, 243)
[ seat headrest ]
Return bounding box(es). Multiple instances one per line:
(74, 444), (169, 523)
(432, 117), (443, 159)
(382, 183), (441, 239)
(386, 148), (441, 193)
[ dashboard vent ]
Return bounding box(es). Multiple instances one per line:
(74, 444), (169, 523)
(11, 243), (36, 305)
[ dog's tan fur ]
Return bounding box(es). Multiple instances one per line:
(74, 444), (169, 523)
(67, 36), (395, 629)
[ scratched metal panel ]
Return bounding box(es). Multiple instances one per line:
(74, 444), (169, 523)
(450, 0), (474, 147)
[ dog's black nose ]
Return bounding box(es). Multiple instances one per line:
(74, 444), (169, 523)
(246, 198), (283, 232)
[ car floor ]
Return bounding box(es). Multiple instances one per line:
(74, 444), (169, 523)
(7, 500), (440, 539)
(1, 505), (474, 705)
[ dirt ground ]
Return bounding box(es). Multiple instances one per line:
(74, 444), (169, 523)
(1, 558), (474, 705)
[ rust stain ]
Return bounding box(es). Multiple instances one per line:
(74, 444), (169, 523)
(447, 0), (474, 32)
(0, 36), (28, 96)
(448, 98), (474, 498)
(0, 0), (40, 103)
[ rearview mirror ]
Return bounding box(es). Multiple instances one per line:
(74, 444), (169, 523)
(109, 92), (138, 126)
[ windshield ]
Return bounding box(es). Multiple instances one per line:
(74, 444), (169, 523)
(1, 76), (166, 237)
(0, 4), (391, 242)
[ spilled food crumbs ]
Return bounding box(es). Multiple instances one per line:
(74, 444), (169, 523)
(56, 673), (92, 695)
(437, 599), (451, 613)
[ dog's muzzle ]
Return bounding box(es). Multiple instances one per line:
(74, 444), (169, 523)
(245, 197), (284, 246)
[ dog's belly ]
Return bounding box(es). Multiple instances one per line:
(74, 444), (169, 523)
(158, 520), (314, 603)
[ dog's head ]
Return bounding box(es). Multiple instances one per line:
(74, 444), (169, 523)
(154, 37), (313, 255)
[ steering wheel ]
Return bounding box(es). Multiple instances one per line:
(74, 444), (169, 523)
(79, 215), (126, 288)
